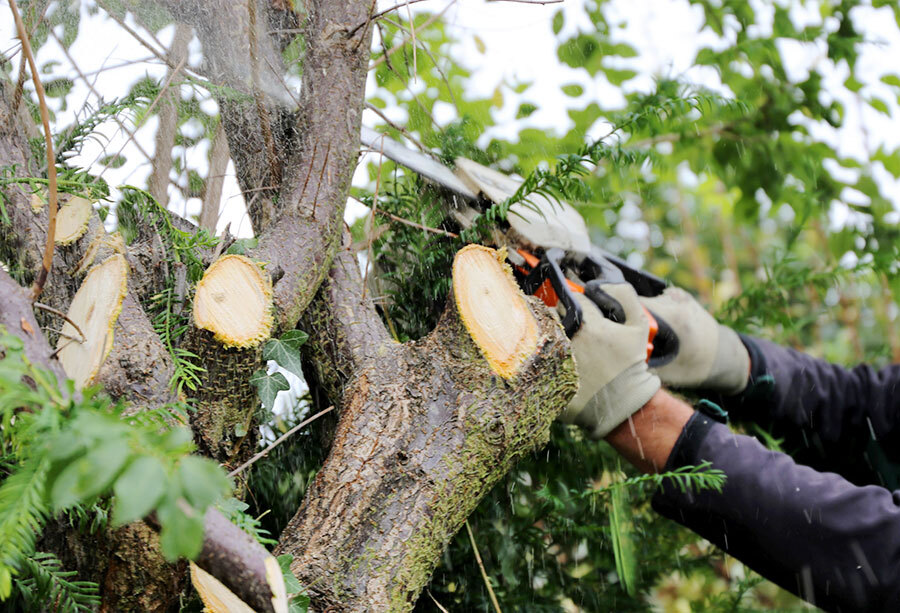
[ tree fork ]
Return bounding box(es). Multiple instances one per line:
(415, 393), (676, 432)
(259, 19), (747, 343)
(275, 245), (578, 612)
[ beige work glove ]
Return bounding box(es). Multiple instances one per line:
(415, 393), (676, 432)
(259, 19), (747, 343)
(560, 284), (661, 440)
(640, 287), (750, 395)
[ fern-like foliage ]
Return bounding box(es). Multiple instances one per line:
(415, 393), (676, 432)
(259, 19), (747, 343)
(117, 185), (218, 393)
(12, 552), (100, 613)
(0, 329), (232, 603)
(459, 90), (750, 244)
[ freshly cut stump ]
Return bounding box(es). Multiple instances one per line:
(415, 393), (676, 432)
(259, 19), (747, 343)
(452, 244), (538, 379)
(54, 196), (94, 245)
(57, 254), (128, 389)
(193, 254), (273, 347)
(189, 255), (274, 462)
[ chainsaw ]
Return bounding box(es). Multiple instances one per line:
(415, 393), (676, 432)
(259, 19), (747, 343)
(360, 128), (679, 367)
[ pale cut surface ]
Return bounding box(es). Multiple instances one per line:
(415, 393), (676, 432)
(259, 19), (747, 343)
(193, 255), (273, 348)
(454, 157), (591, 255)
(190, 560), (288, 613)
(57, 254), (128, 389)
(54, 196), (93, 245)
(453, 245), (539, 379)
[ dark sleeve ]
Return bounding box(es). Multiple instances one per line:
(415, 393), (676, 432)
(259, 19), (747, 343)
(720, 335), (900, 446)
(652, 413), (900, 613)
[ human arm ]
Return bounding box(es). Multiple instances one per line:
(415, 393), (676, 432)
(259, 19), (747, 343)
(610, 389), (900, 612)
(643, 287), (900, 447)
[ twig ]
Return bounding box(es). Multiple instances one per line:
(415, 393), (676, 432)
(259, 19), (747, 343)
(348, 0), (434, 38)
(97, 54), (188, 183)
(427, 590), (450, 613)
(362, 136), (386, 299)
(364, 102), (430, 154)
(41, 328), (82, 344)
(465, 520), (503, 613)
(228, 406), (334, 477)
(34, 302), (86, 343)
(379, 210), (457, 238)
(369, 4), (453, 71)
(8, 0), (59, 301)
(10, 0), (50, 114)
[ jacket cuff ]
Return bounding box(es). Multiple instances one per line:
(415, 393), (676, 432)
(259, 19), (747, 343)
(661, 411), (717, 472)
(713, 334), (775, 419)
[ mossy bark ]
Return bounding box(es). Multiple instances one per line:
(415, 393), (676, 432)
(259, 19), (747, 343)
(275, 252), (577, 612)
(186, 328), (264, 464)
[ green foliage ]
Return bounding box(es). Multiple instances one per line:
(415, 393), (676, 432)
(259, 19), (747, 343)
(357, 3), (900, 610)
(0, 329), (232, 599)
(117, 186), (218, 394)
(10, 551), (100, 613)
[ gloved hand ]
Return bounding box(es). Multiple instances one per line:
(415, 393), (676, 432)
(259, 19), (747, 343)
(560, 284), (661, 440)
(640, 287), (750, 395)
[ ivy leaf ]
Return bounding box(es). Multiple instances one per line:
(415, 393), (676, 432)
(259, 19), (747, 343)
(278, 555), (310, 613)
(262, 338), (304, 379)
(279, 330), (309, 350)
(113, 456), (167, 526)
(250, 369), (290, 412)
(226, 237), (259, 255)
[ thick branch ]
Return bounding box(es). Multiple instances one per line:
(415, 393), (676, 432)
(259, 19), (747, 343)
(148, 23), (192, 208)
(301, 236), (394, 404)
(0, 269), (68, 391)
(251, 0), (375, 329)
(275, 246), (578, 611)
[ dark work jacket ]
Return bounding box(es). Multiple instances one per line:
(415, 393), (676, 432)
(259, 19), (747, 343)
(652, 336), (900, 612)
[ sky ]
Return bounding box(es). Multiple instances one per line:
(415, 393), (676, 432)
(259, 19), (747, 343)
(3, 0), (900, 237)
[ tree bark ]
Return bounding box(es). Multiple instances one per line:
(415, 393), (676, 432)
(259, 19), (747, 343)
(276, 246), (578, 611)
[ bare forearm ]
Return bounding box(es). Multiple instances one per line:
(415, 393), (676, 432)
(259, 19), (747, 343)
(605, 389), (693, 474)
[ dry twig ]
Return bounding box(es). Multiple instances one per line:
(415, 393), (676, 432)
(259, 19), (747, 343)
(8, 0), (59, 301)
(228, 406), (335, 477)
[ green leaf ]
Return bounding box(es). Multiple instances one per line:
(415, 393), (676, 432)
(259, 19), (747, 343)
(278, 554), (304, 594)
(178, 456), (230, 510)
(881, 74), (900, 88)
(250, 369), (290, 411)
(262, 338), (304, 379)
(279, 330), (309, 350)
(869, 97), (891, 116)
(226, 237), (259, 255)
(112, 457), (167, 526)
(50, 439), (130, 509)
(474, 35), (486, 54)
(561, 84), (583, 97)
(158, 499), (204, 560)
(609, 478), (636, 597)
(551, 10), (564, 35)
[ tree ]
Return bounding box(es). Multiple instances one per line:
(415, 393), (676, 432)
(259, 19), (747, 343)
(1, 0), (899, 611)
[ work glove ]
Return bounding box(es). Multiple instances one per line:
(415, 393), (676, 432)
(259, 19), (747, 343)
(640, 287), (750, 395)
(560, 284), (661, 440)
